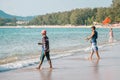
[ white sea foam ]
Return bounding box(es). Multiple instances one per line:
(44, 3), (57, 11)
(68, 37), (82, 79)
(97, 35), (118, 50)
(0, 58), (39, 72)
(0, 52), (75, 72)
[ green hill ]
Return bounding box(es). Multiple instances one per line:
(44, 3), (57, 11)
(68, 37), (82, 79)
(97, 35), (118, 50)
(0, 10), (34, 21)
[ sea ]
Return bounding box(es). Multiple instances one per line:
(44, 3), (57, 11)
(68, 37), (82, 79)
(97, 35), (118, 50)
(0, 27), (120, 72)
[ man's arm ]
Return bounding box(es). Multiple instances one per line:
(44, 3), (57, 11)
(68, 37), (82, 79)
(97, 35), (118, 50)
(86, 31), (95, 40)
(38, 43), (43, 45)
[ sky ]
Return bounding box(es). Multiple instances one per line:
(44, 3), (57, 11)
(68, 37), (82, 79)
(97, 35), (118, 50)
(0, 0), (112, 17)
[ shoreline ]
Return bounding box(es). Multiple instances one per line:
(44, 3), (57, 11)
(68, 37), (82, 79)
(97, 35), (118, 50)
(0, 40), (119, 63)
(0, 25), (120, 28)
(0, 41), (120, 72)
(0, 42), (120, 80)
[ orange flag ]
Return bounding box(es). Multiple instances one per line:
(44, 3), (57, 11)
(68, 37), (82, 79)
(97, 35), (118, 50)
(102, 17), (111, 25)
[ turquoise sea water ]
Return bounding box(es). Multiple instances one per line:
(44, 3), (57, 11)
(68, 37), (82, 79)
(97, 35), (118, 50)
(0, 28), (120, 72)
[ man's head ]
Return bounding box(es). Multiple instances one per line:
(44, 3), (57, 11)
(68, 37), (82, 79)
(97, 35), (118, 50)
(41, 30), (46, 36)
(91, 26), (96, 31)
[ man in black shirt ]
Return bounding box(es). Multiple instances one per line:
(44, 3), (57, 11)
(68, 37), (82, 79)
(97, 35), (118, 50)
(86, 26), (100, 60)
(37, 30), (52, 69)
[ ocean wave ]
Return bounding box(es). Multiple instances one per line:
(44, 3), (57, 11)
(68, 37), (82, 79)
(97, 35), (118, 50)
(0, 58), (39, 72)
(0, 41), (119, 72)
(0, 51), (76, 72)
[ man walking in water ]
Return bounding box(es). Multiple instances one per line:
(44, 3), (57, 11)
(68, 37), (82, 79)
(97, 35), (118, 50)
(86, 26), (100, 60)
(37, 30), (52, 69)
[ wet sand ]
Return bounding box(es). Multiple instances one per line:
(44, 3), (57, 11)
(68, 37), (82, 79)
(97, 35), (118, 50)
(0, 43), (120, 80)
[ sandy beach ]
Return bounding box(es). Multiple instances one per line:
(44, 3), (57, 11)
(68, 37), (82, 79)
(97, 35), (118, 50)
(0, 25), (120, 28)
(0, 42), (120, 80)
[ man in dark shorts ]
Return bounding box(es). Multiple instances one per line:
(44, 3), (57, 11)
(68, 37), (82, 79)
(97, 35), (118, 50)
(86, 26), (100, 60)
(37, 30), (52, 69)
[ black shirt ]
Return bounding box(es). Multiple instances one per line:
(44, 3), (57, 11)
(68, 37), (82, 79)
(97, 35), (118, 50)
(42, 36), (49, 52)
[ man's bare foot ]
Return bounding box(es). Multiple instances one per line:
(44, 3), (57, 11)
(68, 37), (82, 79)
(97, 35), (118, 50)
(36, 67), (40, 69)
(50, 66), (52, 68)
(49, 67), (52, 71)
(36, 67), (42, 70)
(88, 57), (92, 61)
(97, 57), (100, 60)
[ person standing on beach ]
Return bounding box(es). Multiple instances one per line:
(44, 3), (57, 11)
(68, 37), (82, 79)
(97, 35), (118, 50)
(86, 26), (100, 60)
(109, 28), (114, 43)
(37, 30), (52, 69)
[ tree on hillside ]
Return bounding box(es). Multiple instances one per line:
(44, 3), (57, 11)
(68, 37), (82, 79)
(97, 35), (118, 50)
(28, 0), (120, 26)
(111, 0), (120, 22)
(95, 8), (108, 23)
(0, 18), (5, 26)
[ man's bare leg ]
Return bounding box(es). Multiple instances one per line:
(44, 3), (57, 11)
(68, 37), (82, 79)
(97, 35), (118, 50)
(48, 60), (52, 69)
(36, 61), (43, 69)
(88, 51), (94, 60)
(95, 51), (100, 60)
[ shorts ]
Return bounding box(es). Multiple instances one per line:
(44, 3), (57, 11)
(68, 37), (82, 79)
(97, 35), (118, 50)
(109, 37), (113, 43)
(40, 51), (51, 61)
(91, 42), (98, 52)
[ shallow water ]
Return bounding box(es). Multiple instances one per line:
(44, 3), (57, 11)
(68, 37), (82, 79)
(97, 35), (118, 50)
(0, 27), (120, 72)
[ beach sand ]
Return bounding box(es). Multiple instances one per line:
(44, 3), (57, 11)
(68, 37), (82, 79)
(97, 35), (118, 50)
(0, 25), (120, 28)
(0, 43), (120, 80)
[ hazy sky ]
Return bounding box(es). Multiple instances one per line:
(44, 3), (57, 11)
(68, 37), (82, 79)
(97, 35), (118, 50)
(0, 0), (112, 16)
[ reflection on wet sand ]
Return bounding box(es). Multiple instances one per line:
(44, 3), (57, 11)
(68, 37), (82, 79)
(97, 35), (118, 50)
(39, 69), (52, 80)
(91, 59), (100, 80)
